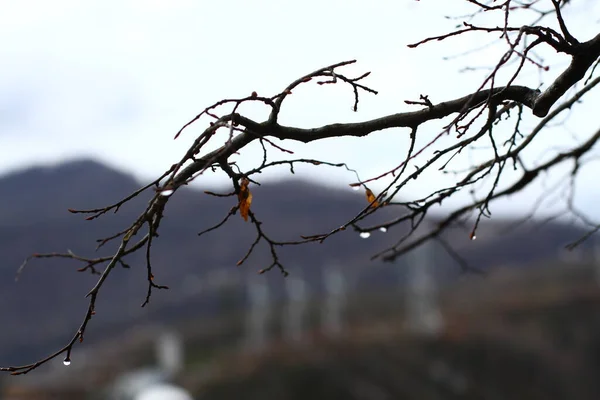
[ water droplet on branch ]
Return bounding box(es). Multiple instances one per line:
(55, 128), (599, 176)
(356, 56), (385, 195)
(379, 227), (387, 233)
(159, 189), (174, 197)
(359, 232), (371, 239)
(63, 358), (71, 366)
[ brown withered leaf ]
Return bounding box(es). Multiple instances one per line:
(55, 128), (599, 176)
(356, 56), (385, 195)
(238, 178), (253, 221)
(365, 188), (379, 208)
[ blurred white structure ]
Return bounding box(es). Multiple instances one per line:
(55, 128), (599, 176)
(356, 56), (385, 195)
(156, 331), (183, 376)
(109, 330), (187, 400)
(244, 273), (271, 352)
(405, 242), (443, 336)
(321, 264), (346, 337)
(134, 383), (193, 400)
(283, 270), (308, 343)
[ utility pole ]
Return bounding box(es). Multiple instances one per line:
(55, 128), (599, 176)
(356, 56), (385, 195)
(283, 270), (308, 344)
(321, 264), (346, 337)
(244, 273), (270, 352)
(156, 330), (183, 377)
(405, 241), (443, 336)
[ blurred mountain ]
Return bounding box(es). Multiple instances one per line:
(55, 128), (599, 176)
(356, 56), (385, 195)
(0, 159), (597, 365)
(0, 159), (139, 225)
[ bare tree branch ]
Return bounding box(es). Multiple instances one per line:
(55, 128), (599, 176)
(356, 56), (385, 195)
(5, 0), (600, 374)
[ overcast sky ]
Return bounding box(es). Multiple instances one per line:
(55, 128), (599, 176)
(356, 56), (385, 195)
(1, 0), (600, 220)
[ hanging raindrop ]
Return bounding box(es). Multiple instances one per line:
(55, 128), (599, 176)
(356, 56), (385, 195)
(379, 227), (387, 233)
(359, 232), (371, 239)
(159, 189), (175, 197)
(471, 235), (477, 241)
(351, 185), (360, 191)
(63, 357), (71, 366)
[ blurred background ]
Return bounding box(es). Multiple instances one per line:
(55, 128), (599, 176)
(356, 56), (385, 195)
(2, 0), (600, 399)
(1, 160), (600, 399)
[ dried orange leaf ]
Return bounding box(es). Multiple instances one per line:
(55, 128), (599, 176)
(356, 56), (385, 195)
(365, 188), (379, 208)
(238, 178), (253, 221)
